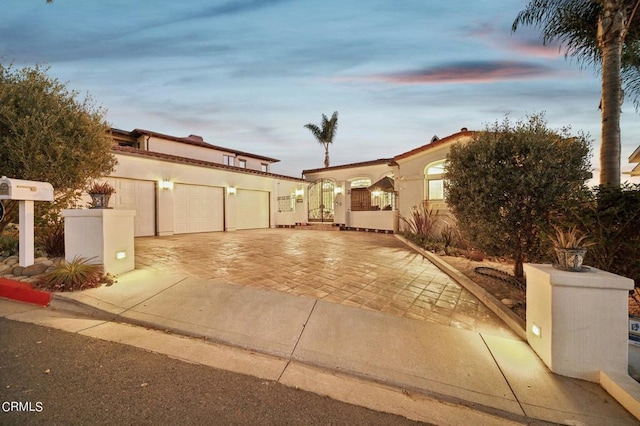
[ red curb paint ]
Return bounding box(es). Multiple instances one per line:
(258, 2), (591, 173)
(0, 277), (51, 307)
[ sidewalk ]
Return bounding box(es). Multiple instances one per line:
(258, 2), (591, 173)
(1, 269), (637, 425)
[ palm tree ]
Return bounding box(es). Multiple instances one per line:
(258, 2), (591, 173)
(304, 111), (338, 168)
(513, 0), (640, 187)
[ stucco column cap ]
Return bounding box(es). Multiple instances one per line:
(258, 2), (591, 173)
(524, 263), (633, 291)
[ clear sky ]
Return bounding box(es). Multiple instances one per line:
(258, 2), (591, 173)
(3, 0), (640, 181)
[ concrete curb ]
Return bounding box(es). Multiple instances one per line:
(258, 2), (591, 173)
(394, 234), (527, 340)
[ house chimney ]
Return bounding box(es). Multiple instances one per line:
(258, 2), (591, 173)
(430, 135), (440, 143)
(188, 134), (204, 141)
(460, 127), (468, 132)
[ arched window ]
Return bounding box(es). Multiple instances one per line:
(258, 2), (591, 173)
(425, 160), (445, 201)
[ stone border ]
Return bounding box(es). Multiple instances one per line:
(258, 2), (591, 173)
(395, 234), (527, 340)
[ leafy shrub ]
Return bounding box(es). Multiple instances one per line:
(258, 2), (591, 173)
(0, 233), (18, 257)
(36, 256), (110, 292)
(36, 221), (65, 257)
(569, 183), (640, 286)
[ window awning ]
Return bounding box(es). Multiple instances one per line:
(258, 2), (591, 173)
(368, 176), (394, 193)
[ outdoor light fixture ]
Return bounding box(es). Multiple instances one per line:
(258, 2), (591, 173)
(227, 186), (237, 195)
(334, 186), (343, 195)
(372, 190), (383, 197)
(115, 251), (127, 260)
(531, 323), (541, 338)
(295, 188), (304, 197)
(159, 179), (174, 190)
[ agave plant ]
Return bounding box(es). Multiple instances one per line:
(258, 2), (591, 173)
(36, 256), (110, 292)
(549, 225), (593, 249)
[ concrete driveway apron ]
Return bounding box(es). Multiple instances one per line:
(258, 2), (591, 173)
(134, 229), (519, 339)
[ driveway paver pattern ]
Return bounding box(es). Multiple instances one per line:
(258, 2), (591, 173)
(134, 229), (519, 339)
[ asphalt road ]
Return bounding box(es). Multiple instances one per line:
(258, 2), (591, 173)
(0, 317), (427, 425)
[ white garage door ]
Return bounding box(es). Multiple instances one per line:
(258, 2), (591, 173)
(108, 178), (156, 237)
(174, 184), (224, 234)
(236, 190), (270, 230)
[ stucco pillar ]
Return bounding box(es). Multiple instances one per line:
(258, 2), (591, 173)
(333, 181), (346, 226)
(524, 263), (634, 382)
(62, 209), (136, 275)
(225, 188), (237, 231)
(156, 184), (175, 236)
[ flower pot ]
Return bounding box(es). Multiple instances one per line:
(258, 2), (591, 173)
(554, 247), (587, 271)
(89, 193), (112, 209)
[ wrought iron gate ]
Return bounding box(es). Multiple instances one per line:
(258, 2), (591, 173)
(307, 179), (335, 222)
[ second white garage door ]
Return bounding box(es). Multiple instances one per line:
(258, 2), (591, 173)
(236, 189), (270, 230)
(174, 184), (224, 234)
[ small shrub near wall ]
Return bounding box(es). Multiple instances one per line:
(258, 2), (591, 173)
(0, 233), (19, 257)
(36, 221), (65, 257)
(569, 183), (640, 287)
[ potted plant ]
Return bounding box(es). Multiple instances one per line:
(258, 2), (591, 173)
(549, 225), (593, 271)
(87, 181), (115, 209)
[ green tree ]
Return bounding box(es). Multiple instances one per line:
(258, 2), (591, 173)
(0, 64), (117, 231)
(444, 114), (592, 280)
(304, 111), (338, 168)
(513, 0), (640, 187)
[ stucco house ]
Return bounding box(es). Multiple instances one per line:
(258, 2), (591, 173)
(630, 145), (640, 177)
(302, 128), (474, 233)
(104, 128), (308, 237)
(100, 126), (473, 237)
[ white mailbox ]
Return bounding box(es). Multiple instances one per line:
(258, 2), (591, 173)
(0, 176), (54, 201)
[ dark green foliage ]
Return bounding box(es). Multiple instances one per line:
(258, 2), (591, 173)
(568, 183), (640, 286)
(0, 63), (117, 232)
(0, 233), (19, 257)
(36, 220), (65, 257)
(444, 113), (592, 279)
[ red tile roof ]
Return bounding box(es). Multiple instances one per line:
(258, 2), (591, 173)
(112, 146), (305, 182)
(394, 129), (474, 161)
(302, 158), (394, 175)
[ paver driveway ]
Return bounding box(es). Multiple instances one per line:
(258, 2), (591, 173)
(135, 229), (518, 339)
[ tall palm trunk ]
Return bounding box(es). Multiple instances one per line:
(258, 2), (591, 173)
(598, 0), (625, 187)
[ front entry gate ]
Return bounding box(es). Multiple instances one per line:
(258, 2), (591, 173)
(308, 179), (335, 222)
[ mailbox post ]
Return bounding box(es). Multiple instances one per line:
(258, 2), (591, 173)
(0, 176), (54, 267)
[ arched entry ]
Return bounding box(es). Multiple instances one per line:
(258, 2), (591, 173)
(308, 179), (335, 222)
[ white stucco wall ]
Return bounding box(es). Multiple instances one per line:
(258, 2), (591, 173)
(111, 152), (304, 234)
(303, 161), (395, 229)
(394, 132), (473, 231)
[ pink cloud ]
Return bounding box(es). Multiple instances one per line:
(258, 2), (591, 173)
(348, 61), (554, 85)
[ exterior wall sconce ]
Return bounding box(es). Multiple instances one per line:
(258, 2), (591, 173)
(372, 190), (382, 197)
(227, 186), (237, 195)
(115, 251), (127, 260)
(159, 179), (174, 190)
(334, 186), (343, 195)
(295, 188), (304, 197)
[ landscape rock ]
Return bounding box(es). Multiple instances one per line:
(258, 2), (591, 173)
(12, 266), (24, 276)
(0, 264), (11, 274)
(23, 263), (49, 277)
(34, 257), (49, 264)
(501, 298), (518, 308)
(5, 258), (19, 267)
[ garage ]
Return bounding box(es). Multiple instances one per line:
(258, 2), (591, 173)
(174, 184), (224, 234)
(108, 178), (156, 237)
(236, 189), (270, 230)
